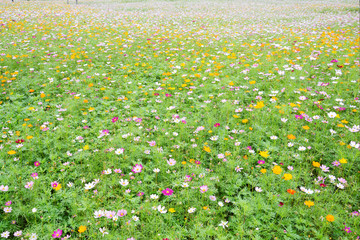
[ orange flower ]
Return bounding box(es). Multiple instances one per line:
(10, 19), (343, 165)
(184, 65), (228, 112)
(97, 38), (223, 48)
(312, 161), (320, 167)
(272, 165), (282, 175)
(78, 225), (87, 233)
(287, 189), (296, 195)
(287, 134), (296, 140)
(326, 215), (335, 222)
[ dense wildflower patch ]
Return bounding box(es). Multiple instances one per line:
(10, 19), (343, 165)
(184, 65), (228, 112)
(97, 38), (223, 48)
(0, 0), (359, 239)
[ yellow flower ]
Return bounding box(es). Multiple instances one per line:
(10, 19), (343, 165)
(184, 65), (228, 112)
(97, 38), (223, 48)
(249, 81), (256, 84)
(26, 136), (33, 140)
(203, 146), (211, 153)
(339, 158), (347, 164)
(282, 173), (293, 180)
(54, 184), (62, 191)
(253, 101), (264, 109)
(78, 225), (87, 233)
(272, 165), (282, 175)
(312, 161), (320, 167)
(259, 151), (269, 158)
(302, 125), (310, 130)
(83, 145), (89, 150)
(7, 150), (16, 155)
(260, 169), (267, 174)
(242, 119), (249, 123)
(169, 208), (176, 213)
(326, 215), (335, 222)
(181, 161), (187, 165)
(304, 201), (314, 208)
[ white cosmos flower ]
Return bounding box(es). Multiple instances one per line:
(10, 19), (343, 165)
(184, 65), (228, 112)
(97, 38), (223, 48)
(298, 146), (306, 151)
(150, 194), (159, 199)
(119, 179), (129, 186)
(210, 136), (218, 141)
(219, 220), (228, 229)
(188, 207), (196, 213)
(328, 112), (337, 118)
(115, 148), (124, 155)
(182, 182), (189, 188)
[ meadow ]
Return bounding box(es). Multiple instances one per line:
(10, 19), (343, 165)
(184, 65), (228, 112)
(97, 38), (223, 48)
(0, 0), (359, 239)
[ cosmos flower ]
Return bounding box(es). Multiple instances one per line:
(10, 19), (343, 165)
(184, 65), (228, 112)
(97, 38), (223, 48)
(52, 229), (62, 238)
(162, 188), (174, 196)
(132, 164), (143, 173)
(199, 185), (208, 193)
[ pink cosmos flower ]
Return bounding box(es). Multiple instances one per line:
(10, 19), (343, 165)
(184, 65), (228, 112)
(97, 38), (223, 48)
(105, 211), (116, 219)
(25, 181), (34, 189)
(34, 161), (40, 167)
(5, 201), (12, 206)
(117, 209), (127, 217)
(134, 118), (142, 123)
(162, 188), (174, 196)
(132, 164), (143, 173)
(112, 117), (119, 123)
(184, 175), (192, 182)
(199, 185), (208, 193)
(31, 172), (39, 179)
(257, 160), (265, 164)
(214, 123), (220, 127)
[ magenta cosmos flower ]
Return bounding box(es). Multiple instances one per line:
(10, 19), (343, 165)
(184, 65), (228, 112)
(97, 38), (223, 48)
(52, 229), (62, 238)
(51, 181), (59, 188)
(214, 123), (220, 127)
(162, 188), (174, 196)
(112, 117), (119, 123)
(132, 164), (143, 173)
(34, 161), (40, 167)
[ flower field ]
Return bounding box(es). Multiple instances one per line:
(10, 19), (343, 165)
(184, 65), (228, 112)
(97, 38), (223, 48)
(0, 0), (359, 239)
